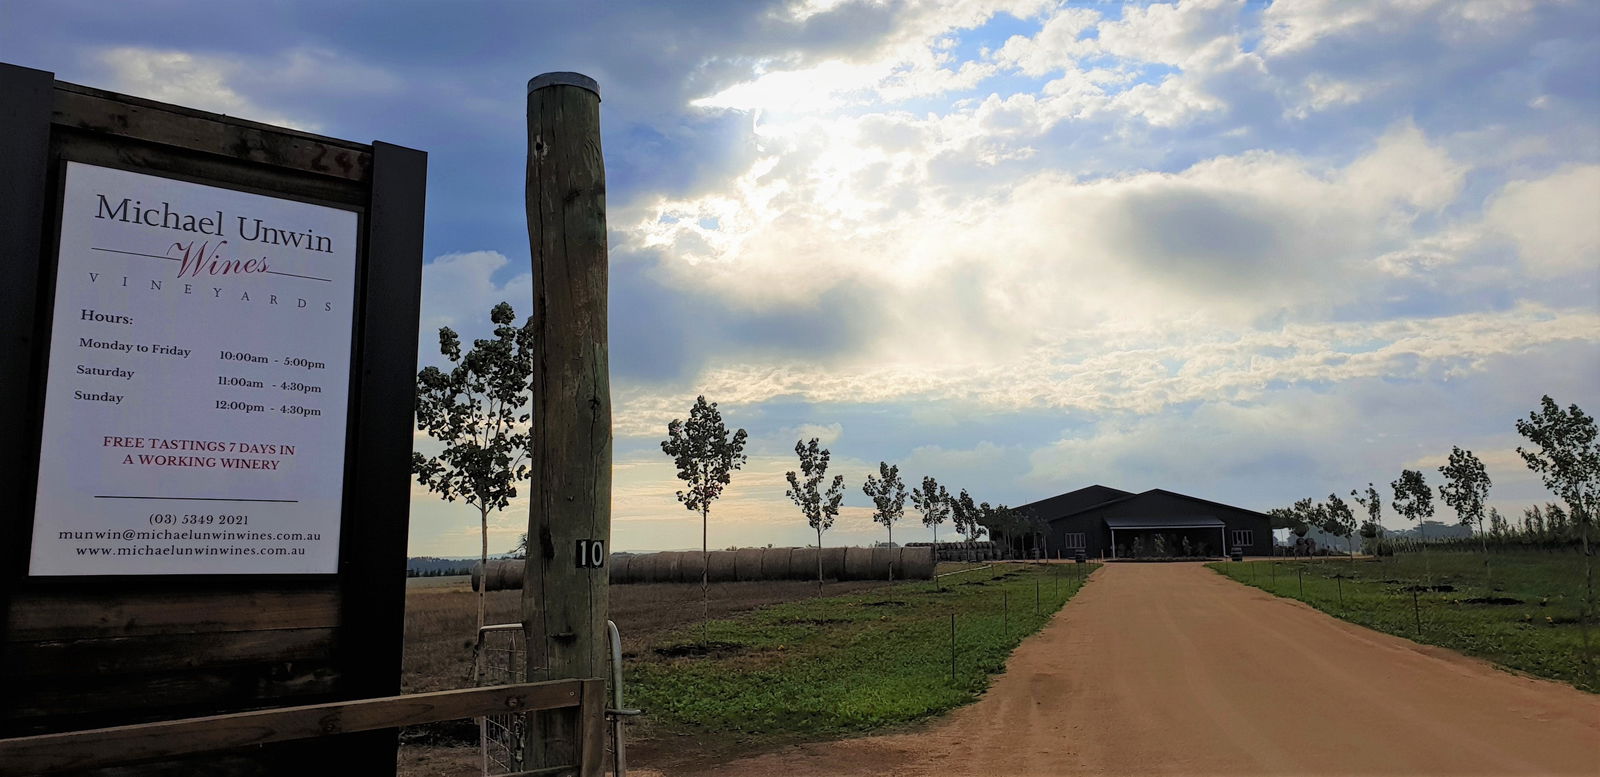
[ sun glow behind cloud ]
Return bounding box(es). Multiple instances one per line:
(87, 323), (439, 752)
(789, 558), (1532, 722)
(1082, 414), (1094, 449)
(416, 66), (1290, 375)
(41, 0), (1591, 556)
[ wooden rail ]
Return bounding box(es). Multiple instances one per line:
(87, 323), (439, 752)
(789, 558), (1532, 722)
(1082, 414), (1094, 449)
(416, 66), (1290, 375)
(0, 678), (604, 776)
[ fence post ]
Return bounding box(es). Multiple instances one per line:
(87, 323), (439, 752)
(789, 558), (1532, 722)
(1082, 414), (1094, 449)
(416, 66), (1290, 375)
(1298, 567), (1304, 598)
(523, 71), (611, 776)
(1003, 590), (1008, 631)
(1413, 589), (1422, 636)
(949, 613), (956, 683)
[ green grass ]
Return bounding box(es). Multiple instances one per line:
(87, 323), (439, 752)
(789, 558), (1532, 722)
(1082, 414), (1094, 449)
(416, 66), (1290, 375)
(1208, 552), (1596, 693)
(627, 562), (1098, 740)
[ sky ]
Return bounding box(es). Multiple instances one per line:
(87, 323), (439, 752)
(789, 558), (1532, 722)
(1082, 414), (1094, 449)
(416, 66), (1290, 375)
(8, 0), (1597, 556)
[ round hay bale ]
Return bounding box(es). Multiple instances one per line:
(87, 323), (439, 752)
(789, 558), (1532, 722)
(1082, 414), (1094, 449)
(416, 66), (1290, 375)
(470, 562), (483, 592)
(706, 550), (738, 583)
(645, 551), (676, 583)
(676, 551), (706, 584)
(870, 547), (899, 580)
(760, 547), (793, 580)
(609, 555), (632, 584)
(627, 552), (656, 582)
(789, 548), (818, 580)
(819, 546), (847, 581)
(734, 548), (766, 581)
(843, 547), (875, 580)
(900, 546), (935, 579)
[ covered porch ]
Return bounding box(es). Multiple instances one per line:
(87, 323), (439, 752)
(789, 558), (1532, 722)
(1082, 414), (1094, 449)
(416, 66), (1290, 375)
(1107, 516), (1226, 559)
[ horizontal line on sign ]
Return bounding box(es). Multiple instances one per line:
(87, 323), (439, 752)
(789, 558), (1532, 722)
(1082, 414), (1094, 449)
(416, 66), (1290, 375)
(91, 247), (332, 283)
(93, 495), (300, 503)
(93, 247), (178, 262)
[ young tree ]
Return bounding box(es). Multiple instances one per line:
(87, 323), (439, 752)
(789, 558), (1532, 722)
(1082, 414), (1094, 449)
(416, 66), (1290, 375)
(785, 438), (845, 593)
(951, 489), (985, 560)
(1516, 395), (1598, 683)
(1391, 470), (1435, 539)
(1438, 446), (1492, 556)
(413, 302), (534, 633)
(661, 396), (750, 623)
(911, 476), (950, 548)
(1324, 493), (1357, 559)
(1488, 507), (1508, 536)
(1351, 483), (1384, 555)
(861, 462), (908, 545)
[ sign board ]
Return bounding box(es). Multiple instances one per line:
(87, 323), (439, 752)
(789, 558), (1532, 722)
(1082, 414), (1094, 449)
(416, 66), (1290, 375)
(0, 64), (425, 773)
(31, 163), (360, 575)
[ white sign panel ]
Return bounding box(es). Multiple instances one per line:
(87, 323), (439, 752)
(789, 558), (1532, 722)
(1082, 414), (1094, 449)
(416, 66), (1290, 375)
(30, 162), (359, 575)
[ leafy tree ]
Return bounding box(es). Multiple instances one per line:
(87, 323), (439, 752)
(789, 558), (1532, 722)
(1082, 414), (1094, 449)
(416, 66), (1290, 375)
(661, 396), (749, 622)
(861, 462), (908, 545)
(1488, 507), (1508, 536)
(1351, 483), (1384, 549)
(413, 301), (534, 633)
(951, 489), (985, 559)
(785, 438), (846, 593)
(1516, 395), (1598, 683)
(1391, 470), (1435, 540)
(1391, 469), (1435, 577)
(1438, 446), (1492, 556)
(1324, 493), (1357, 558)
(911, 476), (950, 547)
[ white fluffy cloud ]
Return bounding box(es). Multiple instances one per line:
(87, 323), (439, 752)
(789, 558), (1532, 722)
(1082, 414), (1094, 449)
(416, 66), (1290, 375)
(1486, 164), (1600, 278)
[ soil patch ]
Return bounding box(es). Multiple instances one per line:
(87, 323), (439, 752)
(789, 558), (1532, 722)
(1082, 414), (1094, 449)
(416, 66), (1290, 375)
(653, 640), (744, 658)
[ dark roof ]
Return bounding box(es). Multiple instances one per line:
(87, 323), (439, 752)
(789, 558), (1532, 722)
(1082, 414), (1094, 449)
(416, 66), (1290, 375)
(1105, 516), (1224, 529)
(1031, 486), (1275, 524)
(1013, 485), (1133, 521)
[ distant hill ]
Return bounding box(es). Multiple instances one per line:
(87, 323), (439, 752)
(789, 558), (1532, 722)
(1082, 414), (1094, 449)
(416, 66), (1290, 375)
(407, 554), (517, 576)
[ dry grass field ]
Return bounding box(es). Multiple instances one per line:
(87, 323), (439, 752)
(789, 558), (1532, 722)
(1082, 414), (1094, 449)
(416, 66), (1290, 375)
(397, 573), (897, 775)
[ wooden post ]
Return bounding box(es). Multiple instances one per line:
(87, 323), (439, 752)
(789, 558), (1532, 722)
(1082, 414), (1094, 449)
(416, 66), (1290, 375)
(523, 71), (610, 776)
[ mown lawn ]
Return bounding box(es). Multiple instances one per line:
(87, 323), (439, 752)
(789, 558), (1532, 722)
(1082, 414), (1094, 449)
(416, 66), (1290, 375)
(1209, 552), (1595, 693)
(626, 562), (1097, 742)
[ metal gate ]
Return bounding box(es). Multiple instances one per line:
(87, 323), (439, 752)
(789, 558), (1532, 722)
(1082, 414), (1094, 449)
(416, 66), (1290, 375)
(475, 621), (639, 776)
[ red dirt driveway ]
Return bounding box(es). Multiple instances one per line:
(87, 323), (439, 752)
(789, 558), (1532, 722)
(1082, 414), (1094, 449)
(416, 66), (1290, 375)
(677, 562), (1600, 777)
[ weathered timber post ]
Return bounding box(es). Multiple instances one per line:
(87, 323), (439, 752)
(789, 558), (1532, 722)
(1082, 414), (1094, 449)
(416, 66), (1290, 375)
(523, 71), (610, 775)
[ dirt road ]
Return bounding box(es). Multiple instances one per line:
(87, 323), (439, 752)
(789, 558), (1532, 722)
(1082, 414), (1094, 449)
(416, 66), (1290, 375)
(677, 562), (1600, 777)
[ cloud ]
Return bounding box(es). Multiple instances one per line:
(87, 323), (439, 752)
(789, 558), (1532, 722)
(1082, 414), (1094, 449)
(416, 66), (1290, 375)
(1485, 164), (1600, 278)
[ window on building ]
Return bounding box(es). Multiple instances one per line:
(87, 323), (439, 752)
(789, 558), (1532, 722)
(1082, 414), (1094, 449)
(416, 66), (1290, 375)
(1231, 529), (1253, 547)
(1064, 532), (1086, 549)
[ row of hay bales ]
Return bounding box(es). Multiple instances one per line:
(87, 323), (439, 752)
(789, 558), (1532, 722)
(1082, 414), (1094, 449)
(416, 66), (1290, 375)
(472, 546), (934, 591)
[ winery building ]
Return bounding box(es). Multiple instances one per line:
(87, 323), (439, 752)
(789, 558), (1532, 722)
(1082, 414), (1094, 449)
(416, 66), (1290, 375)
(1009, 485), (1272, 559)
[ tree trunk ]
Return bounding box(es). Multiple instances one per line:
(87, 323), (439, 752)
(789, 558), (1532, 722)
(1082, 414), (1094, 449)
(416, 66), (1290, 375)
(816, 526), (824, 595)
(702, 506), (710, 627)
(478, 506), (488, 633)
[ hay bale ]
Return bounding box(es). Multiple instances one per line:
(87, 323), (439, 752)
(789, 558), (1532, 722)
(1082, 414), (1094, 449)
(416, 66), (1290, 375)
(706, 550), (738, 583)
(899, 546), (935, 579)
(760, 547), (793, 579)
(496, 560), (520, 591)
(641, 551), (680, 583)
(734, 548), (766, 581)
(676, 551), (706, 584)
(609, 555), (632, 584)
(870, 547), (899, 580)
(819, 546), (847, 581)
(843, 547), (876, 579)
(789, 548), (818, 581)
(627, 552), (659, 582)
(472, 559), (523, 591)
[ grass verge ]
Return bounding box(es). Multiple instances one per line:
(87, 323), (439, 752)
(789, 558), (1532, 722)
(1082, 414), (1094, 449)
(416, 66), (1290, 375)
(627, 562), (1098, 744)
(1208, 552), (1595, 693)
